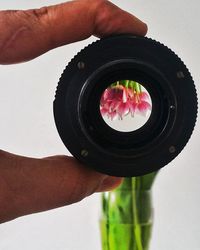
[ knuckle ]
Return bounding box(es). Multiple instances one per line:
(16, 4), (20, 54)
(95, 0), (113, 21)
(17, 7), (48, 21)
(30, 6), (49, 20)
(12, 7), (50, 28)
(93, 0), (121, 36)
(63, 170), (100, 204)
(66, 178), (88, 204)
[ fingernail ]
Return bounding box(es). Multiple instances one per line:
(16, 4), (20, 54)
(142, 22), (148, 35)
(98, 176), (124, 192)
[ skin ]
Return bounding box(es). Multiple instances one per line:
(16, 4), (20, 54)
(0, 0), (147, 224)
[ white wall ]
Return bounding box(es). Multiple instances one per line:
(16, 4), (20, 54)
(0, 1), (199, 250)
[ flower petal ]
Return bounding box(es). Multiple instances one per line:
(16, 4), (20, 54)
(137, 101), (152, 116)
(117, 102), (130, 118)
(139, 91), (150, 101)
(110, 100), (120, 111)
(122, 87), (128, 103)
(100, 107), (109, 116)
(128, 101), (137, 116)
(109, 110), (118, 121)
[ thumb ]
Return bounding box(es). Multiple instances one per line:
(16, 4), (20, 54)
(0, 151), (122, 223)
(41, 155), (123, 203)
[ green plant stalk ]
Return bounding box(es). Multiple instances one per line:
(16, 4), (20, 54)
(111, 80), (142, 94)
(132, 178), (143, 250)
(100, 172), (158, 250)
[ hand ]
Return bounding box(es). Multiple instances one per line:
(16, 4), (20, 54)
(0, 0), (147, 223)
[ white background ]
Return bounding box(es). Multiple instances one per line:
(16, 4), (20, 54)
(0, 1), (199, 250)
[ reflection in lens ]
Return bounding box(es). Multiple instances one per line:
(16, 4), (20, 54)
(100, 80), (152, 132)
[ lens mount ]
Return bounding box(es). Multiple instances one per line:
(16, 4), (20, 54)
(54, 35), (198, 177)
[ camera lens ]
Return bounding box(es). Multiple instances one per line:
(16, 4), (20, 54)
(54, 35), (197, 177)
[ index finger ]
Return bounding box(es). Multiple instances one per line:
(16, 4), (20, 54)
(0, 0), (147, 64)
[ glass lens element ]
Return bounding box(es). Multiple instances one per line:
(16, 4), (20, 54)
(100, 80), (152, 132)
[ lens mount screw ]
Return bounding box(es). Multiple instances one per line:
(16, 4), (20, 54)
(78, 61), (85, 70)
(169, 146), (176, 153)
(170, 105), (175, 110)
(177, 71), (185, 79)
(81, 149), (89, 157)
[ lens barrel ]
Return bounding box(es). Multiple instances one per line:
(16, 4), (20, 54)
(54, 35), (198, 177)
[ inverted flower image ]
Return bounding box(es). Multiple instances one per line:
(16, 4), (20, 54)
(100, 80), (152, 121)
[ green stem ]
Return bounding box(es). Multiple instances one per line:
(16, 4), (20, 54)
(107, 192), (110, 250)
(132, 178), (143, 250)
(136, 82), (140, 93)
(100, 172), (158, 250)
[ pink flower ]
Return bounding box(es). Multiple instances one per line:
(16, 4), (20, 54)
(100, 84), (152, 120)
(109, 110), (118, 121)
(139, 91), (150, 101)
(128, 100), (137, 117)
(137, 101), (152, 116)
(118, 102), (130, 119)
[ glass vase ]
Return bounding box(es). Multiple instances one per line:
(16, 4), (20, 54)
(100, 172), (157, 250)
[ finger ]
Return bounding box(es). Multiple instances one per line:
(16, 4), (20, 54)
(0, 0), (147, 64)
(0, 150), (122, 223)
